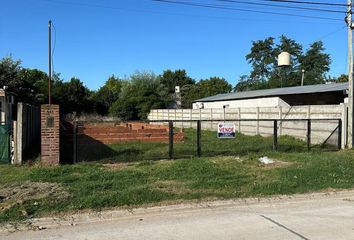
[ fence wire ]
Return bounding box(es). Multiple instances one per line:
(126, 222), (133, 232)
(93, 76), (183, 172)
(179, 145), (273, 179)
(65, 118), (342, 164)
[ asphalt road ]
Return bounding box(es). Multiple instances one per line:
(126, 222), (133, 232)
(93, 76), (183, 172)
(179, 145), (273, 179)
(1, 190), (354, 240)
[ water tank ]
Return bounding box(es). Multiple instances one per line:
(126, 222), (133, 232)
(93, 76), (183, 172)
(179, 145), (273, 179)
(278, 52), (291, 67)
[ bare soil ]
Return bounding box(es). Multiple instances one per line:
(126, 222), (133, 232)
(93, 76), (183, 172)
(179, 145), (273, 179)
(0, 181), (69, 211)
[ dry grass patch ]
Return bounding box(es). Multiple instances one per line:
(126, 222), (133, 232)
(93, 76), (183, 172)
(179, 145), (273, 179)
(260, 159), (294, 170)
(211, 156), (243, 164)
(0, 181), (69, 211)
(152, 180), (191, 194)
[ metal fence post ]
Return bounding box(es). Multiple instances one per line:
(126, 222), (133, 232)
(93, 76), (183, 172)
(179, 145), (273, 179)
(338, 119), (342, 150)
(307, 119), (311, 151)
(73, 121), (77, 164)
(197, 120), (201, 157)
(273, 120), (278, 151)
(169, 121), (174, 159)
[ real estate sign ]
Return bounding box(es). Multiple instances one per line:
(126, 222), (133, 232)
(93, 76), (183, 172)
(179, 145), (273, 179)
(217, 122), (236, 138)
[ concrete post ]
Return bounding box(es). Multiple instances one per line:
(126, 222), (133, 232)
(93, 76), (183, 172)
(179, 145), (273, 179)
(307, 106), (311, 136)
(13, 120), (17, 164)
(190, 109), (192, 128)
(238, 108), (241, 133)
(199, 108), (202, 129)
(181, 109), (184, 128)
(15, 103), (23, 165)
(278, 106), (283, 136)
(210, 108), (213, 130)
(307, 105), (311, 119)
(341, 103), (348, 149)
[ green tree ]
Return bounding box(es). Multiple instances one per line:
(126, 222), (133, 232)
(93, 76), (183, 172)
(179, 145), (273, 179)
(0, 56), (52, 104)
(159, 69), (195, 108)
(16, 68), (48, 103)
(50, 77), (93, 114)
(182, 77), (232, 107)
(110, 72), (167, 120)
(246, 37), (275, 83)
(234, 75), (268, 92)
(237, 36), (331, 91)
(159, 69), (195, 93)
(0, 56), (22, 88)
(298, 41), (331, 85)
(336, 74), (348, 83)
(0, 56), (94, 114)
(92, 75), (125, 114)
(268, 35), (303, 88)
(197, 77), (232, 97)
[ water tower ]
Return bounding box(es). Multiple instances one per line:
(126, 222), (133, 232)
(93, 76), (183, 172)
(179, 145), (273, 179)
(278, 52), (291, 67)
(277, 52), (291, 87)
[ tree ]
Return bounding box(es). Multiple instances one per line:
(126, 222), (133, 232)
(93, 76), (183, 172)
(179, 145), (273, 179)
(298, 41), (331, 85)
(0, 56), (95, 114)
(234, 75), (268, 92)
(110, 72), (167, 120)
(246, 37), (275, 83)
(237, 36), (331, 91)
(268, 35), (303, 88)
(16, 68), (48, 103)
(92, 75), (125, 114)
(159, 69), (195, 93)
(181, 77), (232, 108)
(336, 74), (348, 83)
(49, 76), (93, 114)
(159, 69), (195, 108)
(0, 56), (51, 104)
(198, 77), (232, 97)
(0, 56), (22, 88)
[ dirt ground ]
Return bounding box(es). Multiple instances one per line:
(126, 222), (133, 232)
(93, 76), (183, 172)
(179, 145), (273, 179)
(0, 181), (69, 212)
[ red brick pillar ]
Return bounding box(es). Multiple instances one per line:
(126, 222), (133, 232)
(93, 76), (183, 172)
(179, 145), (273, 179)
(41, 105), (60, 165)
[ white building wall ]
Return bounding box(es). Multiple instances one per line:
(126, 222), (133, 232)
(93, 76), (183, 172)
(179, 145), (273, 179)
(192, 97), (290, 109)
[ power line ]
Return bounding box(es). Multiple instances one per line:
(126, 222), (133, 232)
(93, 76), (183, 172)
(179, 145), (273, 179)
(153, 0), (343, 21)
(217, 0), (345, 13)
(34, 0), (341, 24)
(315, 25), (346, 41)
(302, 25), (346, 46)
(264, 0), (347, 7)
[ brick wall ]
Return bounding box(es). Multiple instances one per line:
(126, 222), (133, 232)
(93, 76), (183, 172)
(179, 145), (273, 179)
(41, 105), (60, 165)
(76, 122), (184, 144)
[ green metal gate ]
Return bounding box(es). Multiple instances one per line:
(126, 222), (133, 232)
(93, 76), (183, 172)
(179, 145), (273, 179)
(0, 125), (11, 164)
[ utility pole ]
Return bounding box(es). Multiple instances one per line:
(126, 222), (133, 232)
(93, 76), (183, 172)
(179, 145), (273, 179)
(347, 0), (353, 148)
(48, 20), (52, 106)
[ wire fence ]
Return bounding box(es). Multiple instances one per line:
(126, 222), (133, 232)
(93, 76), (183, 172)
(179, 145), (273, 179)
(64, 118), (343, 164)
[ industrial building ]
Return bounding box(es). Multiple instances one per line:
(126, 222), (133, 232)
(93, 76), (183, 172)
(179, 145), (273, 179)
(192, 82), (348, 109)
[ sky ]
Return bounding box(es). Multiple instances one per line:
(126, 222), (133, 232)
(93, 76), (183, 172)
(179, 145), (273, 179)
(0, 0), (349, 90)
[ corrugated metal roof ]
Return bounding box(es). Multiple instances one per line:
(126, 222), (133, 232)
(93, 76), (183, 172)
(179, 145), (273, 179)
(194, 82), (348, 103)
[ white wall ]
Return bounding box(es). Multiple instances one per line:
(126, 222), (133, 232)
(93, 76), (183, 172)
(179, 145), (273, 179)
(148, 104), (347, 148)
(192, 97), (290, 109)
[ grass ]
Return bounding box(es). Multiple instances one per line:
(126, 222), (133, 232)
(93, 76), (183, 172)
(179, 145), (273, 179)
(77, 128), (323, 162)
(0, 130), (353, 223)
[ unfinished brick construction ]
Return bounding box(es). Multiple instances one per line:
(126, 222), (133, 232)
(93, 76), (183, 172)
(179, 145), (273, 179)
(41, 105), (60, 165)
(76, 122), (184, 144)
